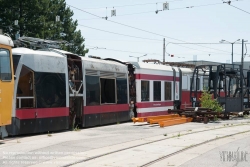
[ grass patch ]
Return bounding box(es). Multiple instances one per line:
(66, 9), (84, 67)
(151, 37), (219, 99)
(47, 131), (52, 137)
(73, 125), (81, 131)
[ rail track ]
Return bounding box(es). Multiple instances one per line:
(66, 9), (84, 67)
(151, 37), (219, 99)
(62, 121), (250, 167)
(141, 129), (250, 167)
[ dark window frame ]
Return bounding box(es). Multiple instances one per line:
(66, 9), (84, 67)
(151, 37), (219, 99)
(85, 75), (100, 106)
(116, 78), (128, 104)
(165, 82), (172, 100)
(141, 80), (150, 102)
(100, 77), (116, 104)
(153, 81), (161, 101)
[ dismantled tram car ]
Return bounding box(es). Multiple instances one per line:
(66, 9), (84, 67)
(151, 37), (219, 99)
(7, 48), (129, 135)
(105, 59), (206, 117)
(0, 34), (14, 138)
(6, 47), (207, 135)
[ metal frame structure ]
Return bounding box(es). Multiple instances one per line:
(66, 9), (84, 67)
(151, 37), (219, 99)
(190, 63), (250, 113)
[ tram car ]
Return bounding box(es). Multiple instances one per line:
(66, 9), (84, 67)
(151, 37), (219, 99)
(7, 48), (69, 135)
(0, 34), (14, 138)
(105, 59), (206, 117)
(7, 48), (130, 135)
(6, 46), (207, 136)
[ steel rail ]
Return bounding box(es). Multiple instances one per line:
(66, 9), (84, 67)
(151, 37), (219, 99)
(62, 122), (250, 167)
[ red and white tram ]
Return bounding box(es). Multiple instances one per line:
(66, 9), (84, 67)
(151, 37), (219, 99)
(105, 59), (205, 117)
(7, 48), (130, 135)
(131, 62), (180, 117)
(6, 47), (206, 135)
(8, 48), (69, 135)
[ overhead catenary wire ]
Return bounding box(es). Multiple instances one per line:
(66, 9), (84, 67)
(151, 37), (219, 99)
(79, 0), (184, 10)
(79, 24), (236, 55)
(229, 4), (250, 15)
(67, 2), (242, 55)
(86, 45), (162, 56)
(78, 0), (243, 20)
(78, 24), (162, 41)
(85, 45), (240, 57)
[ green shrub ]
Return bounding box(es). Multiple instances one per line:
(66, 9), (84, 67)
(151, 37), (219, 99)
(199, 90), (223, 112)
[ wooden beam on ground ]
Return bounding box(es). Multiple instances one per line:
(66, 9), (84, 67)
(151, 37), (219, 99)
(131, 117), (147, 123)
(132, 114), (181, 123)
(148, 115), (181, 124)
(146, 114), (179, 123)
(159, 117), (193, 127)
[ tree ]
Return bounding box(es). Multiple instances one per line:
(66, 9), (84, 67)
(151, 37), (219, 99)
(199, 91), (223, 112)
(0, 0), (88, 56)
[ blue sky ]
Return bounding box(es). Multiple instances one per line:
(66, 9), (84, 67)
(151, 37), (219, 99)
(65, 0), (250, 63)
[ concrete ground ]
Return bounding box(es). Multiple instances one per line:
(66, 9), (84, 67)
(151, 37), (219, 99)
(0, 118), (250, 167)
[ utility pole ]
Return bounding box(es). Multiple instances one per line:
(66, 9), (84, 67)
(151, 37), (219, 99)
(220, 39), (240, 64)
(241, 39), (244, 111)
(231, 43), (234, 64)
(163, 38), (165, 64)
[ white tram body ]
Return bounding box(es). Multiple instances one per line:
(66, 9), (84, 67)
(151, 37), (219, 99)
(81, 57), (130, 127)
(131, 62), (180, 117)
(7, 48), (69, 135)
(5, 46), (207, 135)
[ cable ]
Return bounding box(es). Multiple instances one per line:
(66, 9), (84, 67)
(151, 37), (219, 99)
(78, 24), (162, 41)
(78, 0), (242, 20)
(86, 45), (162, 56)
(86, 44), (239, 57)
(229, 4), (250, 15)
(67, 2), (242, 55)
(79, 0), (184, 10)
(80, 24), (238, 55)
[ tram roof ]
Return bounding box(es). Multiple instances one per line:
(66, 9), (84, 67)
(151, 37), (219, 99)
(12, 47), (65, 58)
(81, 56), (128, 73)
(0, 34), (14, 47)
(130, 62), (173, 71)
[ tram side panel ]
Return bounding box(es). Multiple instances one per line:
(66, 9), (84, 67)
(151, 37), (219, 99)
(180, 68), (204, 109)
(6, 49), (69, 135)
(0, 35), (14, 138)
(132, 63), (175, 117)
(81, 58), (130, 127)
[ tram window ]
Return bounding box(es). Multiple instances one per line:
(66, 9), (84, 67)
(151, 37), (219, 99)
(154, 81), (161, 101)
(141, 81), (149, 101)
(101, 78), (116, 104)
(13, 55), (21, 74)
(17, 66), (35, 108)
(203, 77), (209, 90)
(35, 72), (66, 108)
(0, 49), (12, 80)
(86, 75), (100, 106)
(116, 78), (128, 104)
(190, 78), (200, 90)
(165, 82), (172, 100)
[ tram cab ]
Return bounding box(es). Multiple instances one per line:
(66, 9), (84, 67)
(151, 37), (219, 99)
(0, 34), (14, 138)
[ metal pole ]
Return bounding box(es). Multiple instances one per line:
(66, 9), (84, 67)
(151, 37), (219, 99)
(241, 39), (244, 111)
(163, 38), (165, 64)
(232, 43), (234, 64)
(137, 57), (139, 62)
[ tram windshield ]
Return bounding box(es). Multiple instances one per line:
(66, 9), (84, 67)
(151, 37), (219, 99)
(0, 49), (12, 81)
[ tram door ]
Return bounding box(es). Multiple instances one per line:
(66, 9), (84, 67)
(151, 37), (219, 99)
(67, 55), (83, 129)
(172, 68), (181, 109)
(69, 97), (83, 128)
